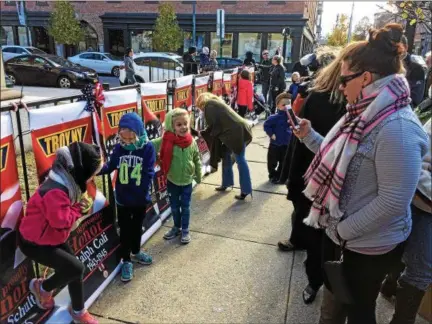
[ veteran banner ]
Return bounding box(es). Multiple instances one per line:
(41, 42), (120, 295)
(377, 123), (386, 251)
(173, 75), (193, 112)
(0, 113), (51, 324)
(223, 72), (232, 97)
(28, 102), (120, 307)
(212, 71), (223, 97)
(102, 89), (138, 156)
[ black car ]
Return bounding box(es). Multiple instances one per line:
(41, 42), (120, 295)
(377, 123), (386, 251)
(5, 54), (98, 88)
(216, 57), (243, 69)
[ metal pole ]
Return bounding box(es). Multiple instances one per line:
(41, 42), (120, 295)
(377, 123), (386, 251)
(15, 109), (30, 201)
(347, 1), (355, 44)
(192, 2), (196, 47)
(219, 10), (222, 57)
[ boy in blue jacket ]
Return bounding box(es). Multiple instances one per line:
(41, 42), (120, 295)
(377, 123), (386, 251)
(99, 112), (155, 282)
(264, 93), (292, 184)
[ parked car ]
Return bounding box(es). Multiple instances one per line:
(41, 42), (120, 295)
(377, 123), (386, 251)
(216, 57), (243, 69)
(1, 45), (47, 61)
(5, 54), (98, 88)
(68, 52), (123, 77)
(119, 52), (183, 84)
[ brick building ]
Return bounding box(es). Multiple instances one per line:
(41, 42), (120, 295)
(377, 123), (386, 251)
(0, 0), (321, 68)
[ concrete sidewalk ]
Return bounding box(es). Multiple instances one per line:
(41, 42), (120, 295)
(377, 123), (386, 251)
(90, 124), (427, 324)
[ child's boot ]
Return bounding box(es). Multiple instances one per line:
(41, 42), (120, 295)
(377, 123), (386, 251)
(163, 226), (180, 240)
(181, 230), (191, 244)
(131, 251), (153, 265)
(29, 278), (55, 310)
(121, 261), (133, 282)
(68, 306), (99, 324)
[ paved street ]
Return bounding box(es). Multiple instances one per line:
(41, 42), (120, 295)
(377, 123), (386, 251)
(89, 124), (426, 324)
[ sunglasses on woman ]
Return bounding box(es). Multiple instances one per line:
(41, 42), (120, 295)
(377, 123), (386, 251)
(339, 71), (364, 87)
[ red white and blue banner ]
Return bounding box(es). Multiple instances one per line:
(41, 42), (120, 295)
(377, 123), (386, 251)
(1, 112), (53, 324)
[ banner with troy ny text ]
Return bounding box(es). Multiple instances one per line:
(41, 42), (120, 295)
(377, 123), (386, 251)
(141, 83), (166, 139)
(174, 75), (193, 112)
(28, 102), (120, 304)
(1, 112), (53, 324)
(194, 75), (209, 131)
(212, 71), (224, 97)
(102, 89), (138, 156)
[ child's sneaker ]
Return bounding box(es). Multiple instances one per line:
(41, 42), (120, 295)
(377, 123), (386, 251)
(181, 231), (191, 244)
(131, 251), (153, 265)
(29, 278), (55, 310)
(121, 262), (133, 282)
(163, 227), (180, 240)
(68, 307), (99, 324)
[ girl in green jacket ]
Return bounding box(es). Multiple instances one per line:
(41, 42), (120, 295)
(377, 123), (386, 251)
(152, 108), (202, 244)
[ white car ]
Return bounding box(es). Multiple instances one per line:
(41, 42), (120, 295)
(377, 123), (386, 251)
(119, 52), (183, 84)
(1, 45), (46, 61)
(68, 52), (123, 77)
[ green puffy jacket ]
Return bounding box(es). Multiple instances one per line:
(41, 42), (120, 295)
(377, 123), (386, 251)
(151, 110), (202, 186)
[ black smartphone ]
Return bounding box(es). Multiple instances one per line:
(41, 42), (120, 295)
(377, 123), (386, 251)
(286, 106), (299, 130)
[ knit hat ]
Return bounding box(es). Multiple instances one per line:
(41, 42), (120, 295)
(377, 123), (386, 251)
(119, 112), (145, 137)
(67, 142), (102, 192)
(188, 46), (197, 54)
(202, 47), (209, 55)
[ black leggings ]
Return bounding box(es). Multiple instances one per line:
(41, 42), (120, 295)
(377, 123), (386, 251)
(237, 105), (248, 118)
(18, 234), (85, 311)
(117, 205), (146, 262)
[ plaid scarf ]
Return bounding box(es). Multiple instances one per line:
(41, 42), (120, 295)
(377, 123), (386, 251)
(303, 74), (411, 228)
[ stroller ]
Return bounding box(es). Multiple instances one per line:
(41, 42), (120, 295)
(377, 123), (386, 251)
(251, 87), (271, 120)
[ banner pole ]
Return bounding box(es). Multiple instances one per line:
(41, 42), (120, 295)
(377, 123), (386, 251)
(15, 109), (30, 201)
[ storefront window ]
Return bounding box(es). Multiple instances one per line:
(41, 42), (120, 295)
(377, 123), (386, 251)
(78, 21), (98, 52)
(184, 32), (205, 53)
(18, 26), (31, 46)
(211, 33), (233, 57)
(131, 30), (152, 54)
(108, 29), (124, 56)
(33, 27), (51, 53)
(0, 26), (14, 45)
(238, 33), (261, 62)
(268, 33), (284, 56)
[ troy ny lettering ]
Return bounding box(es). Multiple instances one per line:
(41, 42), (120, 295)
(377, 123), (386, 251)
(37, 126), (87, 157)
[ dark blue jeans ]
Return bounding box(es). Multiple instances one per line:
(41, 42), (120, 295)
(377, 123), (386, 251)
(167, 181), (193, 234)
(222, 146), (252, 195)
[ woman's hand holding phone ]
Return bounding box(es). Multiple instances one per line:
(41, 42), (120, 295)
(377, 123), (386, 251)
(291, 118), (312, 139)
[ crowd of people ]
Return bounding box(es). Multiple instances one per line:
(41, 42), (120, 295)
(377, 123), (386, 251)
(14, 21), (431, 324)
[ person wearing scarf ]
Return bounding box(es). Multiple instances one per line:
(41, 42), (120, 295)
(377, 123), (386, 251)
(99, 112), (155, 282)
(292, 24), (429, 324)
(18, 142), (102, 324)
(151, 108), (201, 244)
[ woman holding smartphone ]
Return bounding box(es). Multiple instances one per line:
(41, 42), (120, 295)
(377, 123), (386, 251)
(292, 24), (428, 324)
(279, 47), (347, 305)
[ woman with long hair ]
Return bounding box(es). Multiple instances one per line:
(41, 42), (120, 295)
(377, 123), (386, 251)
(292, 24), (428, 324)
(197, 93), (253, 200)
(278, 46), (350, 305)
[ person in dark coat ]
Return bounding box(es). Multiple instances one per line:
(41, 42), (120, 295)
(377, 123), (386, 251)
(197, 93), (253, 200)
(243, 51), (256, 66)
(183, 46), (198, 76)
(269, 55), (286, 114)
(400, 37), (426, 107)
(291, 60), (309, 78)
(258, 49), (272, 103)
(277, 47), (346, 305)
